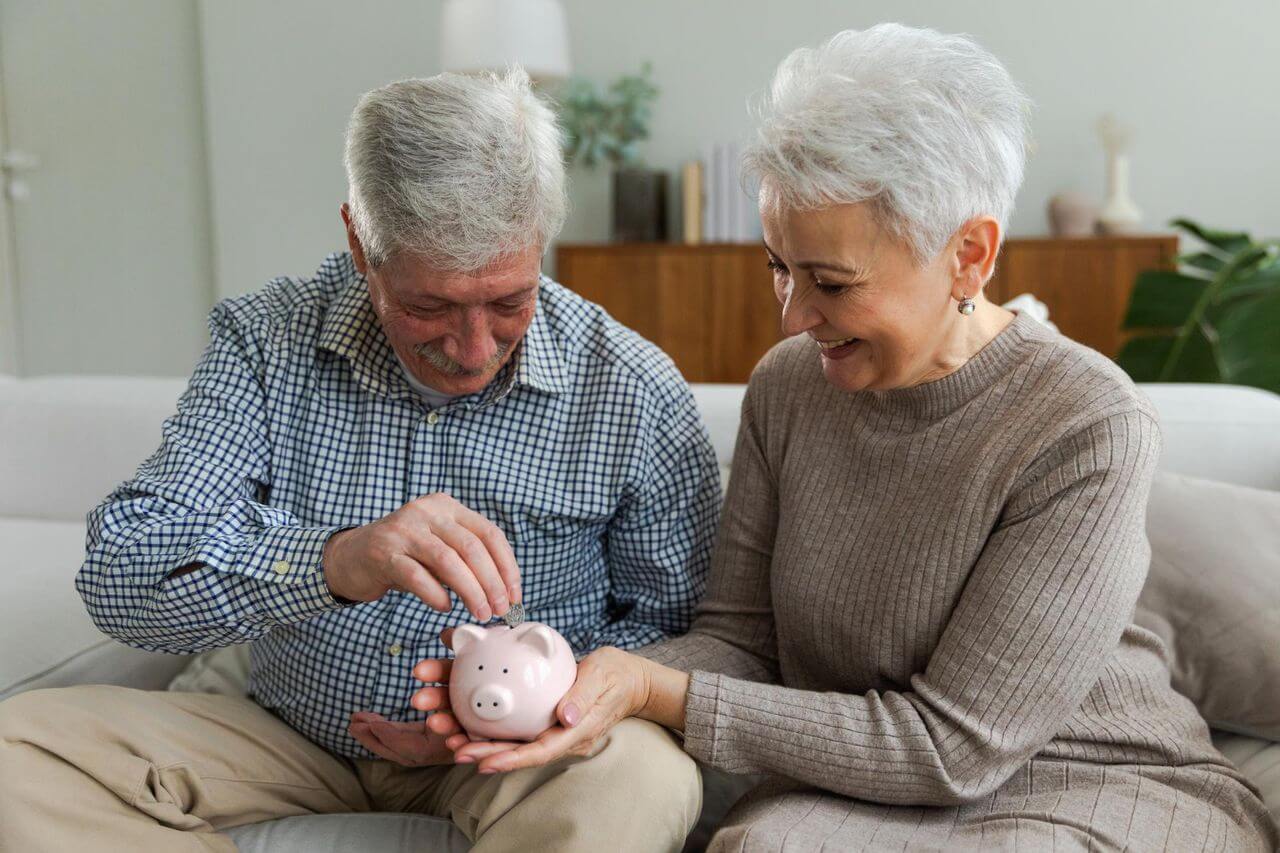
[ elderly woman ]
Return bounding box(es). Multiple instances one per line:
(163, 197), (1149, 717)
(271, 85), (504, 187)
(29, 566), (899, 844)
(415, 25), (1277, 850)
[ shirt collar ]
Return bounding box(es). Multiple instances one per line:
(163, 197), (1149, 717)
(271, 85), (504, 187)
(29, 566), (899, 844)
(316, 258), (569, 404)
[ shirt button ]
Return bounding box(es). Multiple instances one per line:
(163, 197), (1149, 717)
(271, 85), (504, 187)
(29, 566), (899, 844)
(387, 642), (403, 657)
(272, 560), (291, 575)
(426, 412), (440, 426)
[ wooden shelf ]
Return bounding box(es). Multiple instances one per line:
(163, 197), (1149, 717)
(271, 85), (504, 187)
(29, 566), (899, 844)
(556, 235), (1178, 384)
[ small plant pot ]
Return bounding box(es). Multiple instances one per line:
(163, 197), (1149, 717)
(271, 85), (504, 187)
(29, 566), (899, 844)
(612, 168), (668, 242)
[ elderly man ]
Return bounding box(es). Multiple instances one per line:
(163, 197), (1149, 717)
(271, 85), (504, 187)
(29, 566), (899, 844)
(0, 70), (716, 852)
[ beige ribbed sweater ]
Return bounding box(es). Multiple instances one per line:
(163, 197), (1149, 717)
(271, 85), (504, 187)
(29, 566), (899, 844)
(641, 312), (1276, 849)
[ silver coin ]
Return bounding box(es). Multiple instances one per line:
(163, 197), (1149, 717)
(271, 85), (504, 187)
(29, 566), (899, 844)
(501, 602), (525, 627)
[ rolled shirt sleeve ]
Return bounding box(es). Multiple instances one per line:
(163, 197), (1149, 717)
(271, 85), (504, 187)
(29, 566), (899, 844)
(76, 304), (353, 655)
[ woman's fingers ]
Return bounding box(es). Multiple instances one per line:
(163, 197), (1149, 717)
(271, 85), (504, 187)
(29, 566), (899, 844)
(411, 685), (450, 712)
(555, 655), (610, 728)
(412, 657), (451, 684)
(475, 725), (586, 773)
(427, 711), (463, 737)
(453, 739), (523, 762)
(444, 732), (471, 752)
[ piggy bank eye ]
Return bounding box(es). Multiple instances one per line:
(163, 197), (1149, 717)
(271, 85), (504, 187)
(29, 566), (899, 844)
(502, 668), (508, 674)
(478, 665), (484, 671)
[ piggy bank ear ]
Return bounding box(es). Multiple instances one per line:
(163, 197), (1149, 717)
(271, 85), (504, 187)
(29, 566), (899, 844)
(516, 624), (559, 659)
(451, 625), (488, 654)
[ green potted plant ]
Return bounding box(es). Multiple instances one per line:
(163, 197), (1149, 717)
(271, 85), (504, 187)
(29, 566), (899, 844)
(556, 63), (665, 242)
(1117, 218), (1280, 393)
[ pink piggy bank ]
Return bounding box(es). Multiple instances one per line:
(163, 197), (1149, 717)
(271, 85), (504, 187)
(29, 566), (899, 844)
(449, 622), (578, 741)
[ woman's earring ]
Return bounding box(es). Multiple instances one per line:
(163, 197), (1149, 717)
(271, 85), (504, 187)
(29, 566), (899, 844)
(958, 296), (976, 316)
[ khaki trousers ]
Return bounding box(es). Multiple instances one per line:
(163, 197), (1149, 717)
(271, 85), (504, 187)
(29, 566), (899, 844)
(0, 685), (701, 853)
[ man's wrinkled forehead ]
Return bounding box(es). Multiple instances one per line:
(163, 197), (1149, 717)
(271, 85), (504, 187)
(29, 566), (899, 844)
(381, 248), (543, 306)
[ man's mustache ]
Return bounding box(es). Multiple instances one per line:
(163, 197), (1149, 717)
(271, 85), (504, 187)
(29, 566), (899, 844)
(413, 340), (513, 377)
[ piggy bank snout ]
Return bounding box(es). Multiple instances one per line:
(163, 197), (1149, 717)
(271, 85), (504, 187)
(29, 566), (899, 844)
(468, 683), (515, 722)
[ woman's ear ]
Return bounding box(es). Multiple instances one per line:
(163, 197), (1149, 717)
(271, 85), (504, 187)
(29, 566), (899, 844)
(950, 216), (1001, 301)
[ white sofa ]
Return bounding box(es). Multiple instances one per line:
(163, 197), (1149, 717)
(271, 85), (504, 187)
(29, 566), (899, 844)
(2, 374), (1279, 850)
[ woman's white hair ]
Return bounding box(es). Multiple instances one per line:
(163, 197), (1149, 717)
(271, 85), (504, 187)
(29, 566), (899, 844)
(744, 24), (1033, 265)
(344, 68), (567, 271)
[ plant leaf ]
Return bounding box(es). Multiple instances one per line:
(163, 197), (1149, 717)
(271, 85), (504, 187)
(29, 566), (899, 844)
(1170, 218), (1251, 254)
(1215, 290), (1280, 393)
(1122, 270), (1208, 330)
(1118, 328), (1220, 383)
(1116, 335), (1175, 382)
(1179, 251), (1224, 275)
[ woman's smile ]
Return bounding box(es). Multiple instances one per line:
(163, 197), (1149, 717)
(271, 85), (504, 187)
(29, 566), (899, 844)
(814, 335), (863, 360)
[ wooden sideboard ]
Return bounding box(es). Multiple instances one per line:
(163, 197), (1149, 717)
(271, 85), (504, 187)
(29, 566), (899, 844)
(555, 235), (1178, 384)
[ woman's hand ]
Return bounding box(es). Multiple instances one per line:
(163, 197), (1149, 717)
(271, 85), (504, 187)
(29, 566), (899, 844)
(437, 647), (689, 775)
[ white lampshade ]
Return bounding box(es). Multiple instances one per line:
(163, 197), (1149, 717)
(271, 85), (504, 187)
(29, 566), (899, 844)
(440, 0), (571, 82)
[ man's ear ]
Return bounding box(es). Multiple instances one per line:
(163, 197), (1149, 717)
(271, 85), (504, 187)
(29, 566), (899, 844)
(340, 203), (369, 275)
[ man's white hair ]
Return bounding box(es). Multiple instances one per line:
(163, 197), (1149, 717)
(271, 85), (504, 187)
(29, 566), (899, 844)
(744, 24), (1033, 265)
(344, 68), (567, 271)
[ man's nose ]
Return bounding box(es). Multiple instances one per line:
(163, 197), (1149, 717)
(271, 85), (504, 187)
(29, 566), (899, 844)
(447, 309), (498, 368)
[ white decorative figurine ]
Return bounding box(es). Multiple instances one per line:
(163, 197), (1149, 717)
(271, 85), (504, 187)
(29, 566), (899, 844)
(1096, 113), (1143, 235)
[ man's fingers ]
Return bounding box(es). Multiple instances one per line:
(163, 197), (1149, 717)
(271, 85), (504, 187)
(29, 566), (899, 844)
(368, 722), (446, 764)
(349, 722), (407, 764)
(412, 658), (451, 684)
(454, 507), (522, 606)
(410, 533), (492, 622)
(411, 686), (450, 712)
(432, 519), (509, 618)
(389, 554), (451, 612)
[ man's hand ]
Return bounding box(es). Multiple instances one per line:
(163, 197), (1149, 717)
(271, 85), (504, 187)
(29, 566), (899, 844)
(347, 711), (464, 766)
(322, 492), (520, 621)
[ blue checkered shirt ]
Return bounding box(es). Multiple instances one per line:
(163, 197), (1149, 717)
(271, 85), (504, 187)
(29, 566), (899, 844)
(77, 252), (721, 758)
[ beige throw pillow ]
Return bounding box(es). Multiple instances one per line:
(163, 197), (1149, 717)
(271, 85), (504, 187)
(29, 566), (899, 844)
(1135, 471), (1280, 741)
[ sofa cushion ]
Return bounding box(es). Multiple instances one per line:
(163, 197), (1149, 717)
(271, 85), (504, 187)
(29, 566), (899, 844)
(222, 812), (470, 853)
(1135, 472), (1280, 741)
(1139, 384), (1280, 490)
(1212, 732), (1280, 831)
(0, 518), (189, 700)
(0, 376), (186, 522)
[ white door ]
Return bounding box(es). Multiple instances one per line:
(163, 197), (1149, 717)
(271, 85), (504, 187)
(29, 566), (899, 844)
(0, 0), (214, 377)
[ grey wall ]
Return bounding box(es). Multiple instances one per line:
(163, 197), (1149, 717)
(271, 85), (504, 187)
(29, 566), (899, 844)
(200, 0), (1280, 301)
(7, 0), (1277, 372)
(197, 0), (441, 299)
(0, 0), (214, 377)
(557, 0), (1280, 248)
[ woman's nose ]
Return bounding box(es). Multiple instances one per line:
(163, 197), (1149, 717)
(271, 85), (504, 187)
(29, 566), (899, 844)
(779, 289), (823, 337)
